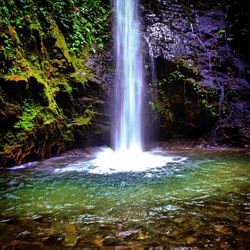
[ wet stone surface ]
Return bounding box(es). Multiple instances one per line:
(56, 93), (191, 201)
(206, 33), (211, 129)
(140, 0), (250, 145)
(0, 211), (250, 249)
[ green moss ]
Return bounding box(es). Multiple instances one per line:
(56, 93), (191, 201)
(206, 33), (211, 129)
(46, 16), (72, 65)
(72, 116), (92, 126)
(70, 108), (95, 127)
(166, 110), (175, 124)
(185, 78), (219, 117)
(149, 101), (165, 115)
(30, 21), (43, 31)
(51, 78), (73, 94)
(13, 101), (62, 133)
(0, 0), (108, 166)
(168, 70), (185, 83)
(14, 102), (42, 132)
(2, 74), (28, 82)
(185, 78), (217, 97)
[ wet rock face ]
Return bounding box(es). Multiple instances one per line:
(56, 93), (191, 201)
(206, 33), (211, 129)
(141, 0), (250, 145)
(86, 49), (114, 95)
(215, 102), (250, 147)
(84, 49), (114, 146)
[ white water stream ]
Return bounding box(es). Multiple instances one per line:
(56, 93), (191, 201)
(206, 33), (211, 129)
(54, 0), (187, 174)
(113, 0), (143, 152)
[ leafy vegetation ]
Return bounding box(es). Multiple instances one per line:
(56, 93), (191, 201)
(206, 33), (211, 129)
(41, 0), (111, 54)
(14, 102), (43, 132)
(0, 0), (111, 74)
(147, 60), (219, 137)
(0, 0), (111, 166)
(148, 101), (166, 115)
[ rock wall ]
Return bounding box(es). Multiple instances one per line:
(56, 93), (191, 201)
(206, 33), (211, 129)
(141, 0), (250, 146)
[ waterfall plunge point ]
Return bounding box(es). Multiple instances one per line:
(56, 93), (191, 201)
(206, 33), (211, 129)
(85, 0), (187, 174)
(93, 0), (148, 172)
(12, 0), (187, 175)
(95, 0), (155, 171)
(54, 0), (187, 174)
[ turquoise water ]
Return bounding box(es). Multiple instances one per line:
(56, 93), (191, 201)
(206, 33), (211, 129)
(0, 147), (249, 248)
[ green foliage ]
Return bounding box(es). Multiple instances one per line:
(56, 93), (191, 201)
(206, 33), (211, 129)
(0, 0), (106, 165)
(14, 102), (42, 132)
(71, 108), (95, 127)
(14, 101), (56, 132)
(217, 29), (226, 39)
(217, 29), (234, 42)
(0, 0), (111, 67)
(200, 99), (218, 117)
(42, 0), (111, 54)
(169, 70), (185, 82)
(189, 79), (217, 99)
(149, 101), (165, 115)
(39, 7), (48, 17)
(158, 78), (167, 86)
(158, 70), (185, 88)
(72, 116), (92, 126)
(186, 79), (219, 117)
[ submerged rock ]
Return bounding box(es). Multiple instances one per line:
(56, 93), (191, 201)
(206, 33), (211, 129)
(117, 230), (140, 238)
(17, 230), (32, 239)
(213, 224), (233, 236)
(184, 235), (197, 245)
(10, 240), (44, 250)
(103, 235), (121, 246)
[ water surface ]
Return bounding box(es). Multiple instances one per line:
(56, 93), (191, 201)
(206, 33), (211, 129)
(0, 147), (249, 249)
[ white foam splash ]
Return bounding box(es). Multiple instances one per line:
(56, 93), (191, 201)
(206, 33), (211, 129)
(54, 147), (187, 175)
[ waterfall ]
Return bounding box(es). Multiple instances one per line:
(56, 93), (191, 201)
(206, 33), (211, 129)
(113, 0), (144, 152)
(88, 0), (186, 173)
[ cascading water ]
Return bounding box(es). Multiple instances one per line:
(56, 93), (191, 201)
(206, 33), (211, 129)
(113, 0), (143, 152)
(86, 0), (187, 173)
(53, 0), (187, 174)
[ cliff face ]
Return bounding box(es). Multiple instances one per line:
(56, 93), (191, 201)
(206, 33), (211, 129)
(141, 0), (250, 146)
(0, 0), (111, 167)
